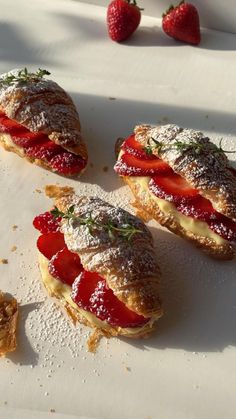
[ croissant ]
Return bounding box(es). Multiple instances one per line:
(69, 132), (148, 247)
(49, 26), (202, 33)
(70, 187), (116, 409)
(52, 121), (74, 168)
(0, 290), (18, 356)
(114, 124), (236, 260)
(33, 185), (163, 350)
(0, 68), (87, 176)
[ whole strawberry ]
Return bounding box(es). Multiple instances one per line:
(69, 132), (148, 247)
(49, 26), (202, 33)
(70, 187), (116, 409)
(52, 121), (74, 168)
(162, 1), (201, 45)
(107, 0), (142, 42)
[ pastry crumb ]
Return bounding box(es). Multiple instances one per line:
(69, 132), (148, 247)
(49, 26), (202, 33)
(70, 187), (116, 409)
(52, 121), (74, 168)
(87, 329), (104, 352)
(12, 225), (18, 231)
(0, 290), (18, 356)
(0, 259), (8, 264)
(11, 246), (17, 252)
(108, 97), (116, 100)
(125, 366), (131, 372)
(50, 409), (55, 413)
(35, 188), (42, 194)
(45, 185), (74, 199)
(103, 166), (109, 173)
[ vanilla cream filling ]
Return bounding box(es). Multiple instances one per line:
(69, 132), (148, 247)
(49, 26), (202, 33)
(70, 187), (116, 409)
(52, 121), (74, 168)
(39, 253), (154, 335)
(130, 176), (226, 245)
(0, 132), (25, 156)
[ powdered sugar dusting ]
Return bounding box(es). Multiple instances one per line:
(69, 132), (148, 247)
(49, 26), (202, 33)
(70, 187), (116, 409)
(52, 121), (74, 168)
(59, 196), (161, 312)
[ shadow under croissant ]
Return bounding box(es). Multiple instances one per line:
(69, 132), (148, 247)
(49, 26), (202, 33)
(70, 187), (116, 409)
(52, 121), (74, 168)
(120, 227), (236, 353)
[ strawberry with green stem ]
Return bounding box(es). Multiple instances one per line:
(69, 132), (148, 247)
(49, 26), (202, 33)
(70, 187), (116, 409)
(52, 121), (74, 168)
(162, 1), (201, 45)
(107, 0), (143, 42)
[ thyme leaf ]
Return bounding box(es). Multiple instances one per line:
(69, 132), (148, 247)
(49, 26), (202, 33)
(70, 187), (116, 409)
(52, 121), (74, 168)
(0, 68), (50, 86)
(143, 137), (236, 157)
(50, 206), (142, 242)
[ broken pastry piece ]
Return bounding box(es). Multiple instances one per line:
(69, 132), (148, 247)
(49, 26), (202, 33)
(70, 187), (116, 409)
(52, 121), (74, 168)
(0, 68), (87, 176)
(33, 185), (163, 350)
(114, 124), (236, 260)
(0, 291), (18, 356)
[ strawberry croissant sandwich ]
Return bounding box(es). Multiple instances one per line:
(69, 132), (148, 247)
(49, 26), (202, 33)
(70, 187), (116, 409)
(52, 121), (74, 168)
(0, 68), (87, 176)
(114, 124), (236, 260)
(33, 186), (163, 350)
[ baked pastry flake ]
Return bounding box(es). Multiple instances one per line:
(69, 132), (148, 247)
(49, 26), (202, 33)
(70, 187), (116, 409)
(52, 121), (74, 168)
(0, 68), (88, 176)
(33, 185), (163, 349)
(0, 290), (18, 356)
(114, 125), (236, 260)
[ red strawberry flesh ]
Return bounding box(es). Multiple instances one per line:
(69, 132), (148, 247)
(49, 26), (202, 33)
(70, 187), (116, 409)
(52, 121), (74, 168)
(50, 152), (86, 175)
(162, 2), (201, 45)
(49, 247), (83, 286)
(122, 134), (156, 160)
(37, 232), (66, 260)
(33, 211), (61, 234)
(0, 112), (86, 175)
(72, 271), (149, 328)
(107, 0), (141, 42)
(149, 172), (198, 204)
(115, 152), (171, 176)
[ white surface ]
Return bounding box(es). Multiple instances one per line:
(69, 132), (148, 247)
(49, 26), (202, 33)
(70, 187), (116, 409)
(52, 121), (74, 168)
(0, 1), (236, 419)
(80, 0), (236, 34)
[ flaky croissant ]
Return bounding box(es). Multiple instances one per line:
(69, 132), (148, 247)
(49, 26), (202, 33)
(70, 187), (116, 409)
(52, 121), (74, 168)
(33, 185), (163, 350)
(114, 124), (236, 260)
(0, 68), (87, 176)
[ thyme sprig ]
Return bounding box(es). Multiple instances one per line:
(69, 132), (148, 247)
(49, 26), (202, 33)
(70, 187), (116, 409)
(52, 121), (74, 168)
(0, 68), (50, 86)
(143, 137), (236, 157)
(51, 205), (142, 242)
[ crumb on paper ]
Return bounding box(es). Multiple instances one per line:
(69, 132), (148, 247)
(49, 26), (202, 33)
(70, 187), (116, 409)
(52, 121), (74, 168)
(50, 409), (55, 413)
(108, 97), (116, 100)
(12, 225), (18, 231)
(125, 366), (131, 372)
(103, 166), (109, 173)
(11, 246), (17, 252)
(0, 259), (8, 264)
(35, 188), (42, 194)
(162, 116), (169, 122)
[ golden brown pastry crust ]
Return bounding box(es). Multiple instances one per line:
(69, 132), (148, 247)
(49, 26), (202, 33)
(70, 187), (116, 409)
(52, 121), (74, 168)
(45, 185), (163, 319)
(123, 175), (234, 260)
(0, 290), (18, 356)
(134, 124), (236, 221)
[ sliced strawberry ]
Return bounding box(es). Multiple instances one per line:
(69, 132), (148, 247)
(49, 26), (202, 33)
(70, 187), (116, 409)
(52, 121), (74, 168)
(12, 131), (48, 148)
(209, 218), (236, 243)
(33, 211), (61, 234)
(175, 195), (236, 242)
(149, 173), (199, 204)
(50, 152), (86, 175)
(0, 116), (22, 134)
(122, 134), (156, 160)
(25, 141), (63, 162)
(177, 196), (219, 222)
(72, 271), (149, 328)
(37, 232), (66, 260)
(48, 248), (83, 286)
(115, 152), (171, 176)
